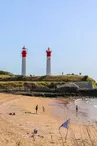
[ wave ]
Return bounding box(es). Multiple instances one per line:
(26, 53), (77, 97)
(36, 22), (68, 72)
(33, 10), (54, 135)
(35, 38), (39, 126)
(75, 99), (82, 105)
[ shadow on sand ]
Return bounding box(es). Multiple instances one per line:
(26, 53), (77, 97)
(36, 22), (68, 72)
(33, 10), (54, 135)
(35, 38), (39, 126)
(25, 112), (37, 114)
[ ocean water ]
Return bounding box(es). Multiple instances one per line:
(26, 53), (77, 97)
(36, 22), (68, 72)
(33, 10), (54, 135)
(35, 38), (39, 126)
(73, 98), (97, 122)
(51, 97), (97, 124)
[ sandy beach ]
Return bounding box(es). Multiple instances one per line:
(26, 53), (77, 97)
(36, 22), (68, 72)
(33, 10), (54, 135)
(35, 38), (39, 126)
(0, 93), (97, 146)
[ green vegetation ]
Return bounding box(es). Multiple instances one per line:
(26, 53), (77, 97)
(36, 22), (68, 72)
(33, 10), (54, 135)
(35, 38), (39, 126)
(0, 74), (95, 82)
(0, 70), (13, 76)
(0, 81), (65, 89)
(0, 70), (96, 89)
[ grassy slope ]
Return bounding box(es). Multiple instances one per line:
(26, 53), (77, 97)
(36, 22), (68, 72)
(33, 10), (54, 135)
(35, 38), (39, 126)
(0, 74), (94, 81)
(0, 70), (96, 88)
(0, 74), (96, 89)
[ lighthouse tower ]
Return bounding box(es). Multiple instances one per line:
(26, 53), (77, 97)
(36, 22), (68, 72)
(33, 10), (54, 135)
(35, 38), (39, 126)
(21, 46), (27, 76)
(46, 47), (52, 76)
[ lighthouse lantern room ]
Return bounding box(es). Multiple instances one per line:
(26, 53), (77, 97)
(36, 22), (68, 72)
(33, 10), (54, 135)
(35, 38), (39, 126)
(46, 47), (52, 76)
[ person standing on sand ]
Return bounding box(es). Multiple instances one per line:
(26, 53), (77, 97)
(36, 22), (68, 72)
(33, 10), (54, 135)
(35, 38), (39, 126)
(76, 105), (78, 112)
(35, 105), (38, 114)
(42, 106), (45, 112)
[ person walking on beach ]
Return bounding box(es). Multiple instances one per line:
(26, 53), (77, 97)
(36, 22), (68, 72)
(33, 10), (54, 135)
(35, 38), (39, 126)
(35, 105), (38, 114)
(76, 105), (78, 112)
(42, 106), (45, 112)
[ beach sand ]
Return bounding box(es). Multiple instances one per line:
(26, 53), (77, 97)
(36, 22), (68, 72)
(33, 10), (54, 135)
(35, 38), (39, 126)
(0, 93), (97, 146)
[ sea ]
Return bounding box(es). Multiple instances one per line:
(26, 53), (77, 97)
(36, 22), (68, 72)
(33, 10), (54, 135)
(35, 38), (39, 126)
(51, 97), (97, 124)
(69, 97), (97, 123)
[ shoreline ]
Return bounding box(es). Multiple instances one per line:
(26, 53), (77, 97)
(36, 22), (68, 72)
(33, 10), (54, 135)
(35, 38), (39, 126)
(53, 97), (97, 125)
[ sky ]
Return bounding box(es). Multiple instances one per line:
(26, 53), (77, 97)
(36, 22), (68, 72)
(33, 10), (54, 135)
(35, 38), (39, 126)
(0, 0), (97, 80)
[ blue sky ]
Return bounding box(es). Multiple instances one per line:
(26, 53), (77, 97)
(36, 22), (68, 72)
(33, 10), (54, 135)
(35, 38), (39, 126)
(0, 0), (97, 80)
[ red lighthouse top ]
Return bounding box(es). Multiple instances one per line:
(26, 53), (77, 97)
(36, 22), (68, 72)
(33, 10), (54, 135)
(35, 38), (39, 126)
(46, 47), (52, 57)
(22, 46), (27, 57)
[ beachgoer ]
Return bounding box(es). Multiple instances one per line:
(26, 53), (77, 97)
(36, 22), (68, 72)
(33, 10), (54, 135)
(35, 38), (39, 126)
(76, 105), (78, 112)
(42, 106), (45, 112)
(34, 128), (38, 134)
(35, 105), (38, 114)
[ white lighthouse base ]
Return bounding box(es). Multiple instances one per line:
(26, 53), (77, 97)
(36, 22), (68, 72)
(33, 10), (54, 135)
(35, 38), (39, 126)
(22, 57), (26, 76)
(46, 56), (51, 75)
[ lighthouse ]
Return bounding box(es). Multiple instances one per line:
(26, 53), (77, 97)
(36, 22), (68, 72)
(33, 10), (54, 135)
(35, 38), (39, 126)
(46, 47), (52, 75)
(21, 46), (27, 76)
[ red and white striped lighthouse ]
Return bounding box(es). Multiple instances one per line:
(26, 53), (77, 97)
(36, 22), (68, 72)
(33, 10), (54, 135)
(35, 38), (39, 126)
(46, 47), (52, 75)
(21, 46), (27, 76)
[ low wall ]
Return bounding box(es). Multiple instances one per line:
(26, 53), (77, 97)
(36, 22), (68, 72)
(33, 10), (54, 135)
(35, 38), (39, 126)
(0, 88), (97, 97)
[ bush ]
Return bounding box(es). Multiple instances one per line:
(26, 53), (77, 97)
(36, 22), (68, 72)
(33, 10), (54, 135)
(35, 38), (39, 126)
(49, 82), (56, 88)
(82, 75), (88, 81)
(72, 73), (75, 75)
(0, 70), (13, 75)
